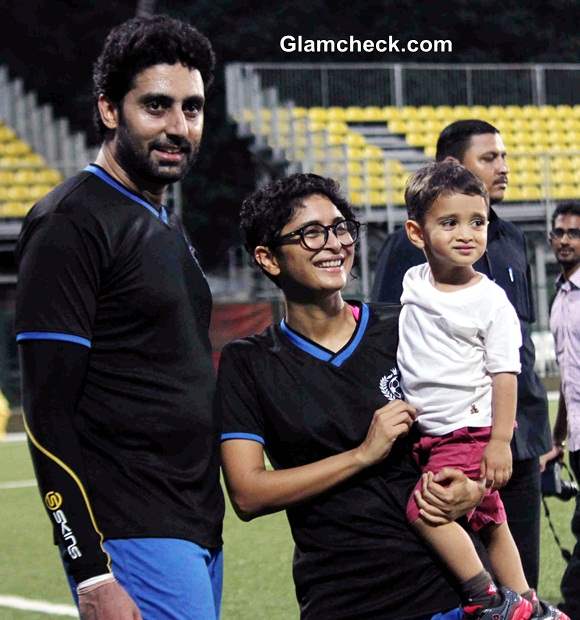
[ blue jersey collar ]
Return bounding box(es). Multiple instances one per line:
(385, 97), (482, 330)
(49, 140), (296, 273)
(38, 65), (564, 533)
(279, 303), (369, 367)
(85, 164), (169, 225)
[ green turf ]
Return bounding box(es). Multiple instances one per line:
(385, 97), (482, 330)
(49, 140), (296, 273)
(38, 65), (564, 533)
(1, 417), (576, 618)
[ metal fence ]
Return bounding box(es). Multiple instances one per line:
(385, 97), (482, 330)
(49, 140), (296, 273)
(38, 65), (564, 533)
(226, 63), (580, 118)
(0, 66), (91, 176)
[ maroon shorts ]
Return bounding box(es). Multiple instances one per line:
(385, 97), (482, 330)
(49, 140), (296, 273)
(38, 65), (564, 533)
(406, 425), (506, 532)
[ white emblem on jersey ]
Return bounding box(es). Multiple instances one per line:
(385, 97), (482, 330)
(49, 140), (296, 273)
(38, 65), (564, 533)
(379, 368), (401, 401)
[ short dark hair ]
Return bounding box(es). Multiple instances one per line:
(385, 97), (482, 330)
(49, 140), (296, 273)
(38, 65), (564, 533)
(240, 173), (356, 255)
(435, 119), (500, 162)
(551, 200), (580, 228)
(93, 15), (215, 139)
(405, 161), (489, 224)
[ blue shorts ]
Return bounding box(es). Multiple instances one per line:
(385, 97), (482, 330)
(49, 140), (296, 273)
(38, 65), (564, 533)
(66, 538), (223, 620)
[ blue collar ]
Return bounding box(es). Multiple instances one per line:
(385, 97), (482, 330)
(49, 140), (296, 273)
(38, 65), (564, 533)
(85, 164), (169, 225)
(279, 303), (369, 367)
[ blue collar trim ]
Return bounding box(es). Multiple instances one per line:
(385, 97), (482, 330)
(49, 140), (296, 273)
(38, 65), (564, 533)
(332, 303), (369, 367)
(279, 320), (333, 362)
(85, 164), (169, 225)
(279, 303), (369, 367)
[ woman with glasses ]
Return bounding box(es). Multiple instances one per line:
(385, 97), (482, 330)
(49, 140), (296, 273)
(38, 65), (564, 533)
(217, 173), (485, 619)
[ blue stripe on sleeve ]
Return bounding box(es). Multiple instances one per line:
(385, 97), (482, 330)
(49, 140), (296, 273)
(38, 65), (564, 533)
(16, 332), (92, 348)
(221, 432), (265, 445)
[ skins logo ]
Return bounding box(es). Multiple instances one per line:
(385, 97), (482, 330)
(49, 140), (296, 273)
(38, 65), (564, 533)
(45, 491), (82, 560)
(45, 491), (62, 511)
(379, 368), (402, 401)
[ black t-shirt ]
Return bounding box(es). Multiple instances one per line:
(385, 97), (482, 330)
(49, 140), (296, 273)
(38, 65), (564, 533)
(218, 303), (460, 619)
(16, 165), (224, 569)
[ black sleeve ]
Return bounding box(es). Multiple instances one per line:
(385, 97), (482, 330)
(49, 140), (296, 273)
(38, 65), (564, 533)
(217, 342), (266, 445)
(371, 229), (425, 303)
(20, 341), (112, 582)
(16, 212), (111, 583)
(15, 213), (101, 340)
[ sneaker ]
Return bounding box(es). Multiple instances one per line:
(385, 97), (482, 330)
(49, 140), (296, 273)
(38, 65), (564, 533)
(527, 592), (570, 620)
(463, 587), (533, 620)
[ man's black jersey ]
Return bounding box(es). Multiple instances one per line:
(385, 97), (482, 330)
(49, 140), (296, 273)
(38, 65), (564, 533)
(16, 165), (224, 582)
(218, 303), (460, 620)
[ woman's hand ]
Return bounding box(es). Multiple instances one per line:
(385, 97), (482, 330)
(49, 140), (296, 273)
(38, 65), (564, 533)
(414, 468), (486, 525)
(354, 400), (416, 467)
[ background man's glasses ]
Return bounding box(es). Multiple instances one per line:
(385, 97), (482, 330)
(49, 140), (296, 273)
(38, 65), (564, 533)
(273, 220), (361, 250)
(549, 228), (580, 240)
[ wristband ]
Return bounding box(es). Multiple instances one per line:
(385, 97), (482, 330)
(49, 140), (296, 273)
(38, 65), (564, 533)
(77, 573), (116, 595)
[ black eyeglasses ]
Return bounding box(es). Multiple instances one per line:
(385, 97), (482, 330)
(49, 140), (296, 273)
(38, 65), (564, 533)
(550, 227), (580, 240)
(273, 219), (361, 251)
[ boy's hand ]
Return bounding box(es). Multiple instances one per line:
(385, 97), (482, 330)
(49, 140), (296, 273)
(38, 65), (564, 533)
(481, 438), (512, 488)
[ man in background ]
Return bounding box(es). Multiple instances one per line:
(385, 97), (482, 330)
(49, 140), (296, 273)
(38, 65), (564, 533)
(372, 120), (551, 589)
(15, 15), (224, 620)
(547, 201), (580, 619)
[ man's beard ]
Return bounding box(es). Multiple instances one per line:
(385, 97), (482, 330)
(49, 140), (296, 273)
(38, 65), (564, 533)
(557, 255), (580, 272)
(115, 122), (200, 187)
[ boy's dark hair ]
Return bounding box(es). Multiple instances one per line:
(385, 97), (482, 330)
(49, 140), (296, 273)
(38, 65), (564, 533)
(435, 119), (500, 162)
(241, 173), (356, 254)
(551, 200), (580, 228)
(405, 161), (489, 224)
(93, 14), (215, 139)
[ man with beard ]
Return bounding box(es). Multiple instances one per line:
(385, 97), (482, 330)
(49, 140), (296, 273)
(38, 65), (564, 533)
(547, 201), (580, 619)
(372, 120), (551, 590)
(15, 15), (224, 620)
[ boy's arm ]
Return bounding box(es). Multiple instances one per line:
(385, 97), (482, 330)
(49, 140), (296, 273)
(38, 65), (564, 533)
(482, 372), (518, 488)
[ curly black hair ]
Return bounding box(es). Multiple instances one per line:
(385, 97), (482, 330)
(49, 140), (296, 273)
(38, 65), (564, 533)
(240, 173), (356, 256)
(93, 14), (215, 139)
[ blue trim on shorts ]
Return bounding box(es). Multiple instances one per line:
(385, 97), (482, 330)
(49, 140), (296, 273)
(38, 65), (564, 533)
(221, 432), (265, 445)
(16, 331), (92, 348)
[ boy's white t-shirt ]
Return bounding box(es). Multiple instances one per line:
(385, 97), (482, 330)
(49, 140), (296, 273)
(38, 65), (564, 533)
(397, 263), (522, 436)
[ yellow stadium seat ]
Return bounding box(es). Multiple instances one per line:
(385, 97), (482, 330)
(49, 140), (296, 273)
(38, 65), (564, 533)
(406, 132), (426, 147)
(347, 176), (364, 191)
(388, 120), (407, 134)
(551, 171), (576, 185)
(308, 108), (328, 122)
(504, 186), (523, 202)
(345, 107), (367, 122)
(349, 191), (365, 207)
(520, 186), (543, 201)
(362, 107), (387, 121)
(434, 106), (454, 119)
(289, 107), (307, 119)
(346, 133), (366, 147)
(416, 106), (437, 119)
(327, 107), (347, 122)
(425, 145), (436, 158)
(347, 161), (363, 175)
(369, 190), (387, 205)
(327, 121), (348, 134)
(553, 185), (578, 199)
(367, 176), (386, 191)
